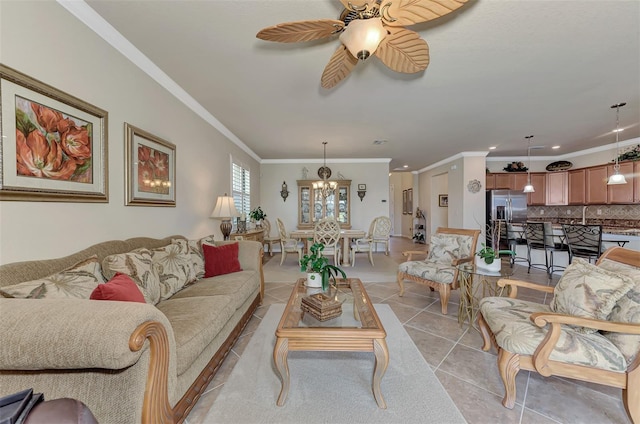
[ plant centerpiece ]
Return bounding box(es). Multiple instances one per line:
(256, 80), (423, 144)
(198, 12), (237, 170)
(614, 144), (640, 162)
(249, 206), (266, 228)
(476, 220), (515, 272)
(299, 243), (346, 290)
(503, 161), (528, 172)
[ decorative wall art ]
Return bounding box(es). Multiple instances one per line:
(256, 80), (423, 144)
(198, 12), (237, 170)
(0, 65), (108, 202)
(402, 189), (408, 214)
(125, 123), (176, 206)
(407, 188), (413, 215)
(439, 194), (448, 207)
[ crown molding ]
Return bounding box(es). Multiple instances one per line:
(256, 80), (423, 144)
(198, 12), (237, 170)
(56, 0), (261, 162)
(261, 158), (392, 164)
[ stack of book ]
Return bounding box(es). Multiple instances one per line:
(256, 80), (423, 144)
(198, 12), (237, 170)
(301, 292), (342, 321)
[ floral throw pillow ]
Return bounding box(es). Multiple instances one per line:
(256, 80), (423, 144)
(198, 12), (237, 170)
(550, 258), (636, 334)
(0, 256), (105, 299)
(177, 235), (216, 281)
(102, 248), (161, 305)
(151, 241), (192, 301)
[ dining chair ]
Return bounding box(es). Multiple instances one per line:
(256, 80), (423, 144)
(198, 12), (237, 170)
(350, 219), (376, 266)
(313, 218), (341, 266)
(525, 222), (568, 277)
(276, 218), (303, 266)
(261, 218), (281, 257)
(371, 216), (392, 255)
(561, 224), (603, 264)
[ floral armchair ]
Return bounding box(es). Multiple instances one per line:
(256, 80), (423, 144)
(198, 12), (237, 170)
(397, 227), (480, 314)
(477, 247), (640, 424)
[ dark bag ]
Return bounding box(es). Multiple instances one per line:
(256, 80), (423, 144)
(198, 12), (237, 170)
(0, 389), (44, 424)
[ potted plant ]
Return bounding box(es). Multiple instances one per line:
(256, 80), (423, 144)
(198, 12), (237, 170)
(249, 206), (266, 228)
(476, 243), (515, 272)
(299, 243), (346, 290)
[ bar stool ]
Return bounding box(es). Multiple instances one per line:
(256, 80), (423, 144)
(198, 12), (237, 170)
(561, 224), (602, 264)
(507, 223), (528, 267)
(525, 222), (568, 277)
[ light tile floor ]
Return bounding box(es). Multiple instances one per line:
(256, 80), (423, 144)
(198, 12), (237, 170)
(185, 237), (631, 424)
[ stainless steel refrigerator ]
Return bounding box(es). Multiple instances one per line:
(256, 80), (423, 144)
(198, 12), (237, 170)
(486, 190), (528, 224)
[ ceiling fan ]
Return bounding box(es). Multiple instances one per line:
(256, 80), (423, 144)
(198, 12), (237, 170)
(256, 0), (469, 89)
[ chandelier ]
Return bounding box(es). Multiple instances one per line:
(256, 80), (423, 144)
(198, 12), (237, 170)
(607, 102), (627, 185)
(313, 142), (337, 199)
(523, 135), (535, 193)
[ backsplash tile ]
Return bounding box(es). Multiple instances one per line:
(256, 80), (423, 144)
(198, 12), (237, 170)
(527, 204), (640, 228)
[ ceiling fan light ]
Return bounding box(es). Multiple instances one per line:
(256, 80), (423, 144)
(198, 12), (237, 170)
(607, 171), (627, 185)
(523, 184), (535, 193)
(339, 17), (386, 61)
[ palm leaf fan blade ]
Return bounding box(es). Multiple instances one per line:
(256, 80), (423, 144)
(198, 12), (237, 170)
(382, 0), (468, 27)
(321, 45), (358, 89)
(375, 28), (429, 73)
(256, 19), (345, 43)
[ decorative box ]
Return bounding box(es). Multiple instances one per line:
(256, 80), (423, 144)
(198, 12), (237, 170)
(301, 292), (342, 321)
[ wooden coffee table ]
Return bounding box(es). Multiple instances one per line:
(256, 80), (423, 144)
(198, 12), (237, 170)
(273, 278), (388, 408)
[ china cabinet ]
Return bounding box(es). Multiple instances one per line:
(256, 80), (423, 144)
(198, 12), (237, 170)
(297, 180), (351, 229)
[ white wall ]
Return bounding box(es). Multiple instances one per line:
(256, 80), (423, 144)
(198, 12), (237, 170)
(259, 161), (390, 235)
(0, 1), (260, 263)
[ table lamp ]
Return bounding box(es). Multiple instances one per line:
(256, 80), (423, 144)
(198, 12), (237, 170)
(210, 194), (240, 240)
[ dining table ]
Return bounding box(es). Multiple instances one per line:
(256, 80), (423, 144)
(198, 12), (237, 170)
(290, 229), (366, 267)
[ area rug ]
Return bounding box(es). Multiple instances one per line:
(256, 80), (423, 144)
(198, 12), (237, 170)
(263, 253), (400, 284)
(204, 304), (466, 424)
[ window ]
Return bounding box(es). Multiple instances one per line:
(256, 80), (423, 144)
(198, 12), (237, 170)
(232, 161), (250, 217)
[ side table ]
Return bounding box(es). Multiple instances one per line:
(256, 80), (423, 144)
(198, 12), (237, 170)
(456, 259), (514, 328)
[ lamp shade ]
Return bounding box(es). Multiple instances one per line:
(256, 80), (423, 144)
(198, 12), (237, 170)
(210, 195), (240, 219)
(523, 184), (535, 193)
(339, 17), (386, 60)
(607, 171), (627, 185)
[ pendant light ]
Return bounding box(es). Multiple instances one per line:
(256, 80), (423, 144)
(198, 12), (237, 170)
(523, 135), (535, 193)
(607, 102), (627, 185)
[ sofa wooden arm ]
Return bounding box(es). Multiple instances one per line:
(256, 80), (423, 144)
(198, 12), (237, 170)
(401, 250), (428, 262)
(529, 312), (640, 377)
(497, 278), (555, 298)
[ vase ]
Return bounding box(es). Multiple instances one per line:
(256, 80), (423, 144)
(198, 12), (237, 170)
(306, 272), (322, 288)
(475, 256), (501, 273)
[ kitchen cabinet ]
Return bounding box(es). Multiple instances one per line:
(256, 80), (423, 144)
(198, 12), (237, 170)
(568, 169), (586, 205)
(546, 172), (568, 205)
(586, 165), (608, 204)
(297, 180), (351, 229)
(527, 173), (546, 205)
(607, 162), (635, 204)
(487, 173), (528, 190)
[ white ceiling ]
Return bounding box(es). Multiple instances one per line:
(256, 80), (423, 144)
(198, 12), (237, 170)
(80, 0), (639, 171)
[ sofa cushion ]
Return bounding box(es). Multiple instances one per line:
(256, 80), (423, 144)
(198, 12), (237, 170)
(102, 248), (161, 305)
(550, 258), (635, 333)
(150, 242), (192, 301)
(427, 234), (461, 264)
(398, 260), (455, 284)
(90, 273), (146, 303)
(0, 256), (104, 299)
(598, 258), (640, 364)
(203, 243), (242, 277)
(156, 295), (236, 375)
(176, 235), (216, 281)
(480, 297), (627, 372)
(171, 270), (259, 309)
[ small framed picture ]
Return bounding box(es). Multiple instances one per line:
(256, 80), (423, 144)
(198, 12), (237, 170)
(125, 123), (176, 206)
(439, 194), (448, 207)
(358, 184), (366, 190)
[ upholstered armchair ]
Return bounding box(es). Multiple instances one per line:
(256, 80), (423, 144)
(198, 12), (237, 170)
(477, 247), (640, 424)
(397, 227), (480, 314)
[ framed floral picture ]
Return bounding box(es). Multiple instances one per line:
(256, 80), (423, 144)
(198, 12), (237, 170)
(125, 123), (176, 206)
(0, 65), (108, 202)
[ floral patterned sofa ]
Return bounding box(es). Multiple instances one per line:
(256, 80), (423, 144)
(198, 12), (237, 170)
(477, 247), (640, 423)
(397, 227), (480, 314)
(0, 235), (264, 424)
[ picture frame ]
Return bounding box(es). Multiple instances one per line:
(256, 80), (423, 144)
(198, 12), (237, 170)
(439, 194), (448, 207)
(402, 189), (407, 214)
(407, 188), (413, 215)
(358, 184), (366, 190)
(125, 123), (176, 206)
(0, 64), (108, 202)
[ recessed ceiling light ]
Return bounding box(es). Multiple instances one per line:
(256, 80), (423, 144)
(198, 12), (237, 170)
(488, 146), (496, 150)
(613, 128), (624, 133)
(403, 165), (409, 168)
(552, 145), (560, 149)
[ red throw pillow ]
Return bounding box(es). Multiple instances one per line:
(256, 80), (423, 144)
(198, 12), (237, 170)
(90, 273), (146, 303)
(203, 242), (242, 277)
